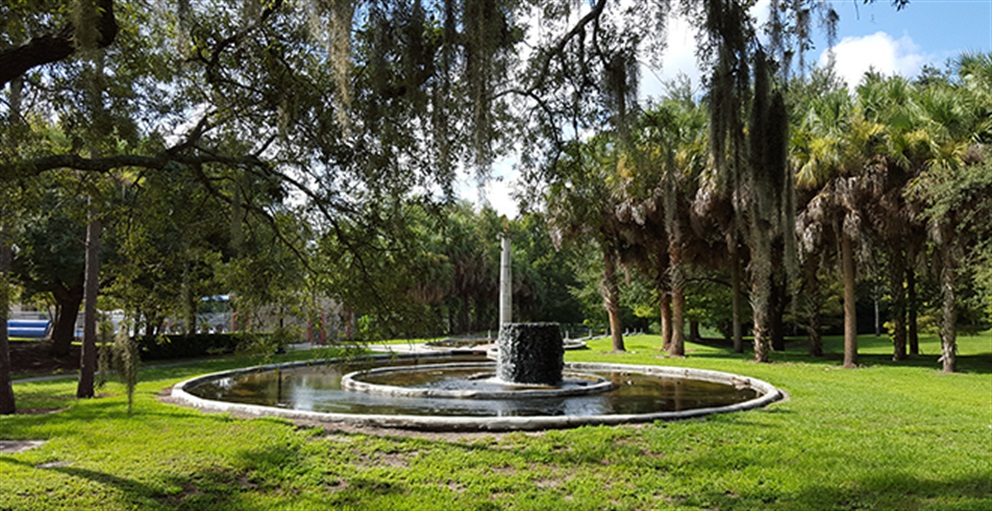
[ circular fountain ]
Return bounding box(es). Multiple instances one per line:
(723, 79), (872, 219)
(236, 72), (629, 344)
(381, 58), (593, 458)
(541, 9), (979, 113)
(172, 323), (783, 431)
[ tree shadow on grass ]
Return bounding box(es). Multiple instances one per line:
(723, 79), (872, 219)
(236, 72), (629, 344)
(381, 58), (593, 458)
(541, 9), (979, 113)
(685, 336), (992, 374)
(2, 396), (252, 433)
(1, 439), (410, 511)
(684, 470), (992, 511)
(0, 457), (243, 510)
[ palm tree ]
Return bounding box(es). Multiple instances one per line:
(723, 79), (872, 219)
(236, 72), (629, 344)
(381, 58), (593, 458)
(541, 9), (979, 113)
(546, 138), (629, 352)
(793, 86), (883, 368)
(633, 94), (710, 356)
(897, 60), (991, 372)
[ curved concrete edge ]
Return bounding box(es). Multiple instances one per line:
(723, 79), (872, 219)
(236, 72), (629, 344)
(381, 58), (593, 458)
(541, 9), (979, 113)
(342, 362), (614, 399)
(170, 352), (784, 432)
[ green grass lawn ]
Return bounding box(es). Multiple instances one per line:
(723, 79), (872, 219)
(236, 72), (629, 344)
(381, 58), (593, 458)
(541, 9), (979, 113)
(1, 331), (989, 510)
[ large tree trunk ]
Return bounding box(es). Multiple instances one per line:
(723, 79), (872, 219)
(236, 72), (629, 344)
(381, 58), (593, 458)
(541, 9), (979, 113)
(730, 247), (744, 353)
(802, 258), (823, 357)
(889, 248), (907, 361)
(939, 245), (958, 373)
(0, 219), (15, 414)
(659, 290), (672, 351)
(50, 287), (84, 357)
(0, 75), (19, 414)
(602, 252), (625, 352)
(749, 239), (773, 363)
(841, 234), (858, 369)
(76, 212), (101, 398)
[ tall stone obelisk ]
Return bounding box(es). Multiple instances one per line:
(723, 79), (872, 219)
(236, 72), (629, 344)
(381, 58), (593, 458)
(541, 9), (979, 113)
(499, 235), (512, 330)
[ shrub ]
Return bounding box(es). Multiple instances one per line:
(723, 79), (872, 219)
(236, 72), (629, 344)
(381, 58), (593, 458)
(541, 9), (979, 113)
(137, 333), (268, 360)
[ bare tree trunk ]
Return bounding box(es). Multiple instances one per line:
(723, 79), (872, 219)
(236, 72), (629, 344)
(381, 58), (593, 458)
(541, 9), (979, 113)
(841, 234), (858, 369)
(0, 215), (15, 414)
(183, 258), (197, 334)
(889, 249), (907, 361)
(344, 306), (354, 340)
(730, 247), (744, 353)
(602, 252), (625, 352)
(76, 210), (101, 398)
(688, 318), (701, 344)
(939, 246), (957, 373)
(659, 290), (672, 351)
(49, 286), (83, 357)
(873, 294), (881, 337)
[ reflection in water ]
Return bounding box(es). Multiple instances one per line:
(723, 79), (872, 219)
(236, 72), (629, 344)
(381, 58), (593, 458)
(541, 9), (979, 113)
(188, 355), (758, 418)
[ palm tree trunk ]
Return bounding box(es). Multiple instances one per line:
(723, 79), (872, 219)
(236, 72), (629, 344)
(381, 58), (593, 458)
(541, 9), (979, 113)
(730, 247), (744, 353)
(670, 287), (685, 356)
(939, 245), (957, 373)
(802, 258), (823, 357)
(889, 248), (907, 361)
(602, 252), (625, 352)
(841, 234), (858, 369)
(769, 275), (786, 351)
(659, 290), (672, 350)
(76, 211), (101, 398)
(907, 262), (919, 356)
(668, 216), (685, 356)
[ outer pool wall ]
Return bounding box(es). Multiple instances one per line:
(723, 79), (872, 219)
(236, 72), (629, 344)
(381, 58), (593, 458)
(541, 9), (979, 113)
(170, 352), (783, 432)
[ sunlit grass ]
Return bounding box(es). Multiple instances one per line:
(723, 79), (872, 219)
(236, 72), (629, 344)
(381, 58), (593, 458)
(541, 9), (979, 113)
(1, 332), (989, 510)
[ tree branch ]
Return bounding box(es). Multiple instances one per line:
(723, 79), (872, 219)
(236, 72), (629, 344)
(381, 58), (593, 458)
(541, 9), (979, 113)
(0, 0), (119, 87)
(0, 151), (266, 180)
(529, 0), (608, 92)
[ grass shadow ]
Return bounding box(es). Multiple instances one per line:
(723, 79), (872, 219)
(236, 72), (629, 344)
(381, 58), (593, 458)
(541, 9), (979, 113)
(678, 334), (992, 374)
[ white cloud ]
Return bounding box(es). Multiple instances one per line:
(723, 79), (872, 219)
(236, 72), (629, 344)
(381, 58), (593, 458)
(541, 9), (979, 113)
(819, 31), (928, 88)
(455, 158), (519, 219)
(640, 13), (702, 101)
(640, 0), (771, 102)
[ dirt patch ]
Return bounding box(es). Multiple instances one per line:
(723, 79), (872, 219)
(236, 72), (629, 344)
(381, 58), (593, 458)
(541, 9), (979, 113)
(0, 440), (46, 454)
(16, 407), (67, 415)
(355, 450), (417, 468)
(36, 461), (72, 468)
(289, 420), (533, 443)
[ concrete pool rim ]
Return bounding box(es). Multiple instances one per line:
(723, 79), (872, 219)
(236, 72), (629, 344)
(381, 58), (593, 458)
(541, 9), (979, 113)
(170, 352), (784, 432)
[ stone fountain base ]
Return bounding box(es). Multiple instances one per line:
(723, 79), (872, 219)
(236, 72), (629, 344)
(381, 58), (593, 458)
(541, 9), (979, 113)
(497, 323), (564, 386)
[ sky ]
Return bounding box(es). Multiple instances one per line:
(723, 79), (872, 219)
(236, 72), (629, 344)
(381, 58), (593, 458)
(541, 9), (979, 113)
(461, 0), (992, 219)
